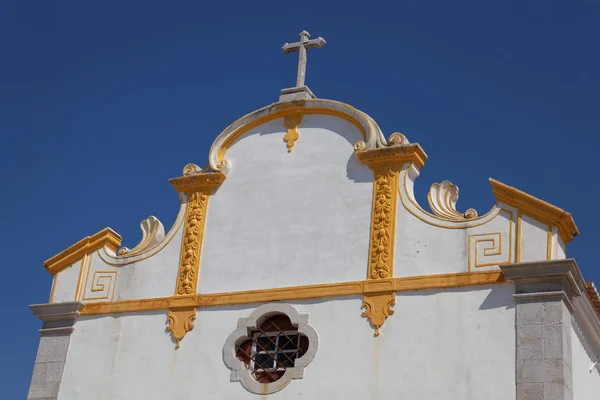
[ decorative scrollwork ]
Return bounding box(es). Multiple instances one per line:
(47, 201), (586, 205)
(118, 216), (165, 257)
(427, 180), (478, 221)
(167, 305), (196, 349)
(182, 163), (202, 176)
(362, 292), (395, 336)
(387, 132), (407, 146)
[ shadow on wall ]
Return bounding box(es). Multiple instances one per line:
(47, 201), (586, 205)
(398, 283), (516, 311)
(346, 152), (373, 183)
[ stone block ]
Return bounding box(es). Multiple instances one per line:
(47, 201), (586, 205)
(28, 379), (60, 399)
(521, 359), (564, 383)
(44, 361), (65, 383)
(36, 336), (70, 363)
(543, 324), (564, 359)
(544, 382), (572, 400)
(518, 302), (544, 326)
(518, 324), (544, 339)
(517, 383), (543, 400)
(518, 337), (543, 360)
(543, 301), (564, 325)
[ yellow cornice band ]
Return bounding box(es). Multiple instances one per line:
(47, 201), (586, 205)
(490, 178), (579, 244)
(79, 271), (505, 316)
(356, 144), (427, 170)
(170, 172), (227, 193)
(44, 228), (122, 276)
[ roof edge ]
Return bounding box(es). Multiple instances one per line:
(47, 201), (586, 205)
(489, 178), (579, 244)
(44, 228), (122, 275)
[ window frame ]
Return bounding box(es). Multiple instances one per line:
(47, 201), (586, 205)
(223, 303), (319, 395)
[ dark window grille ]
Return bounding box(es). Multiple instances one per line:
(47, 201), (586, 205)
(236, 314), (309, 383)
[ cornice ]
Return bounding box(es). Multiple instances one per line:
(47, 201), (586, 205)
(499, 259), (586, 298)
(355, 142), (427, 170)
(490, 178), (579, 244)
(587, 282), (600, 320)
(501, 259), (600, 362)
(170, 166), (227, 194)
(44, 228), (121, 276)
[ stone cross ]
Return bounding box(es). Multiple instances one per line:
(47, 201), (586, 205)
(279, 30), (326, 102)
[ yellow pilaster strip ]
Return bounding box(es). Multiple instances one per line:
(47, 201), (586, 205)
(516, 212), (522, 263)
(355, 141), (423, 337)
(167, 166), (226, 349)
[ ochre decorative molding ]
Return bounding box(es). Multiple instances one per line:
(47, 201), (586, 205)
(490, 178), (579, 244)
(362, 292), (395, 336)
(355, 143), (427, 170)
(467, 209), (514, 271)
(167, 165), (225, 348)
(355, 136), (411, 336)
(167, 296), (196, 349)
(83, 270), (118, 301)
(176, 191), (208, 296)
(283, 113), (302, 152)
(44, 228), (122, 275)
(368, 167), (399, 279)
(170, 170), (226, 193)
(79, 271), (506, 316)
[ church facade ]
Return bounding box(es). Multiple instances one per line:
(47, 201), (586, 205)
(28, 32), (600, 400)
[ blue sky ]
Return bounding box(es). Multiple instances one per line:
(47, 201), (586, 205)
(1, 0), (599, 396)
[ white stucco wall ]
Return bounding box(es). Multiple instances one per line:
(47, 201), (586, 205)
(199, 115), (373, 293)
(59, 284), (515, 400)
(52, 261), (82, 302)
(520, 215), (549, 262)
(572, 324), (600, 399)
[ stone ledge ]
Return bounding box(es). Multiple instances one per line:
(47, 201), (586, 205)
(30, 302), (83, 335)
(500, 259), (586, 298)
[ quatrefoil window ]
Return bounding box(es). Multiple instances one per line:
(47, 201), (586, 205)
(223, 303), (319, 394)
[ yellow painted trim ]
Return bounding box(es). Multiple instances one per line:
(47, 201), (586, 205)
(80, 271), (505, 316)
(48, 274), (58, 303)
(74, 254), (88, 301)
(174, 191), (210, 295)
(44, 228), (122, 275)
(170, 172), (226, 194)
(365, 166), (400, 279)
(167, 172), (224, 348)
(83, 270), (118, 301)
(216, 105), (368, 164)
(356, 144), (427, 170)
(547, 226), (553, 260)
(467, 209), (514, 271)
(516, 212), (522, 263)
(490, 178), (579, 244)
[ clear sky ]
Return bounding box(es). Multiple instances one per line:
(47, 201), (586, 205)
(1, 0), (599, 396)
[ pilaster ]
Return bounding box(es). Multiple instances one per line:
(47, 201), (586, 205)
(501, 259), (588, 400)
(167, 165), (226, 348)
(355, 140), (426, 336)
(27, 301), (83, 400)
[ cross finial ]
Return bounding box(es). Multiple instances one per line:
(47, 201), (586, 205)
(279, 30), (326, 102)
